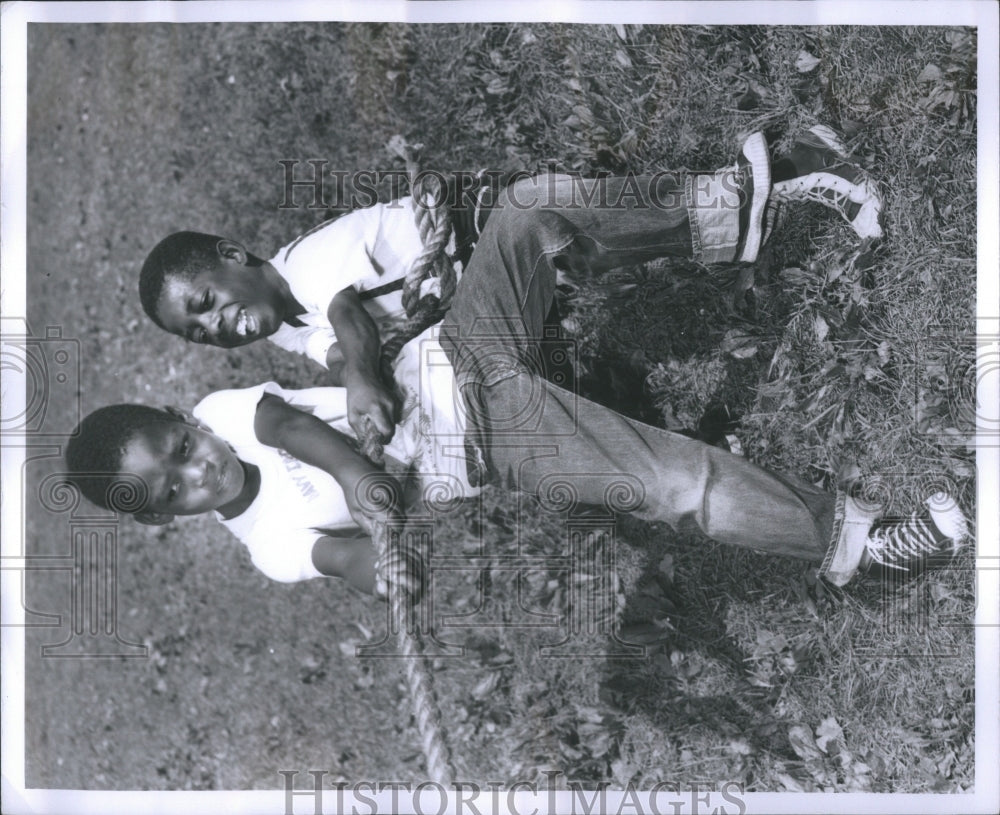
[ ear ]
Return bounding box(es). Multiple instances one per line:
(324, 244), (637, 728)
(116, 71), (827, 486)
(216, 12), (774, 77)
(216, 239), (248, 266)
(164, 405), (212, 433)
(135, 510), (174, 526)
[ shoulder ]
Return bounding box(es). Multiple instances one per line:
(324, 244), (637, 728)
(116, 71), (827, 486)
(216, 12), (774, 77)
(277, 208), (380, 266)
(229, 515), (324, 583)
(193, 383), (284, 448)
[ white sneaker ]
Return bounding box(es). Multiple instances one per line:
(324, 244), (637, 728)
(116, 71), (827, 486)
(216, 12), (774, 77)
(773, 126), (883, 240)
(863, 492), (969, 574)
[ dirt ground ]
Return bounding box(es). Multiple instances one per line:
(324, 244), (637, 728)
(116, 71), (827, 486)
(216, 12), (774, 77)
(15, 16), (984, 797)
(24, 23), (429, 789)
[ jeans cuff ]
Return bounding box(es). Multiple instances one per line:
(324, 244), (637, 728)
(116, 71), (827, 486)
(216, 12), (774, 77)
(685, 171), (741, 265)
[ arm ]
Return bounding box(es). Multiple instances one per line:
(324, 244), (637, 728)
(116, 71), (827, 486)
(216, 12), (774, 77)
(254, 394), (423, 598)
(254, 392), (401, 533)
(327, 286), (398, 442)
(311, 533), (377, 593)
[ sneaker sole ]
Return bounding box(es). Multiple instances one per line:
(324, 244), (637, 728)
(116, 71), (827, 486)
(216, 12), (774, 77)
(738, 132), (771, 263)
(806, 124), (851, 160)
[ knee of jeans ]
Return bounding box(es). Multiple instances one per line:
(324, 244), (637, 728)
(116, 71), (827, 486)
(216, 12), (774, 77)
(499, 176), (541, 210)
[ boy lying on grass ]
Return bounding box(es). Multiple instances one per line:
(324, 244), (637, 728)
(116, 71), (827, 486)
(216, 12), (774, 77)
(66, 326), (468, 593)
(103, 127), (968, 594)
(65, 366), (968, 596)
(139, 126), (883, 446)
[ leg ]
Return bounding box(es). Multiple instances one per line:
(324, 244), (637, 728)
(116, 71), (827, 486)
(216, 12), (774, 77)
(439, 195), (835, 561)
(440, 153), (765, 387)
(477, 372), (835, 561)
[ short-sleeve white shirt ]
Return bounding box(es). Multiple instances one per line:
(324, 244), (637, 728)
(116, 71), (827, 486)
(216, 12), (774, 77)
(267, 198), (448, 368)
(192, 363), (473, 584)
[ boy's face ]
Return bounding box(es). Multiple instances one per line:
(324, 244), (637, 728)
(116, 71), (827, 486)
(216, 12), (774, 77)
(156, 257), (285, 348)
(121, 418), (246, 517)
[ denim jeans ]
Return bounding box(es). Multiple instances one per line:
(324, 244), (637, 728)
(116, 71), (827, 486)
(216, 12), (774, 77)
(439, 175), (835, 562)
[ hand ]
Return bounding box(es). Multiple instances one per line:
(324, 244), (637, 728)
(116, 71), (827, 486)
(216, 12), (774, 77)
(374, 538), (425, 603)
(345, 371), (398, 444)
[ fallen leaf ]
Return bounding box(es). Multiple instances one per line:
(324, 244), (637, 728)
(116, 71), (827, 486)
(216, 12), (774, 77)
(814, 313), (830, 343)
(611, 758), (636, 785)
(471, 672), (501, 700)
(916, 63), (943, 83)
(815, 716), (844, 754)
(721, 328), (758, 359)
(795, 50), (821, 73)
(788, 724), (823, 761)
(776, 772), (811, 792)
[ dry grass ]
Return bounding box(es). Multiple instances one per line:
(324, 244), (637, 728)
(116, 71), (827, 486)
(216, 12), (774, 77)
(25, 22), (976, 792)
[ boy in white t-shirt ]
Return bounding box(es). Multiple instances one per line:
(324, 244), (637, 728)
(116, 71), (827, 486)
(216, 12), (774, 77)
(139, 128), (884, 448)
(64, 328), (466, 592)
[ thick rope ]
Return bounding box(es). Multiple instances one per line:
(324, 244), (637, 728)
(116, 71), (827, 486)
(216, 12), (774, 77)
(372, 520), (453, 786)
(356, 139), (461, 784)
(359, 160), (460, 466)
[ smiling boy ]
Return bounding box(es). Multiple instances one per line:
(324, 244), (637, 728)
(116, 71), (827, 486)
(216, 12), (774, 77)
(66, 322), (469, 590)
(140, 128), (884, 447)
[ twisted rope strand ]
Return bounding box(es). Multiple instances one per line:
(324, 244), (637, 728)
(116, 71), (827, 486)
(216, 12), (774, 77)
(358, 148), (460, 784)
(374, 522), (453, 786)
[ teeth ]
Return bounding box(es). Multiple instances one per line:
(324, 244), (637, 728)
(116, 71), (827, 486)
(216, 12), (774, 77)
(236, 309), (248, 336)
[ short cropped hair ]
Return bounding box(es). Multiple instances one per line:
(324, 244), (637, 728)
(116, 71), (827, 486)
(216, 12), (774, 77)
(65, 404), (178, 512)
(139, 231), (225, 329)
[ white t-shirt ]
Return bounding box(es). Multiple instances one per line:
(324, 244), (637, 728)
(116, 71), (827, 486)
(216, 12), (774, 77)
(192, 361), (472, 584)
(267, 198), (452, 369)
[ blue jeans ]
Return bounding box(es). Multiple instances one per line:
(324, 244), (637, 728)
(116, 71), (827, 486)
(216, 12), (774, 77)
(439, 175), (834, 561)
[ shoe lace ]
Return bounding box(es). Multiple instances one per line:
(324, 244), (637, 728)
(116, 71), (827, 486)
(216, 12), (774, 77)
(865, 512), (945, 570)
(771, 173), (861, 221)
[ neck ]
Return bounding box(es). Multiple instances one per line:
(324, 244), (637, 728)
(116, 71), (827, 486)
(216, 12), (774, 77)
(259, 260), (306, 323)
(216, 459), (261, 520)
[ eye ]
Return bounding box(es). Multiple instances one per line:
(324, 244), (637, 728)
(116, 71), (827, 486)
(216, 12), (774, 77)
(179, 433), (191, 458)
(166, 483), (180, 503)
(199, 289), (214, 312)
(191, 327), (208, 344)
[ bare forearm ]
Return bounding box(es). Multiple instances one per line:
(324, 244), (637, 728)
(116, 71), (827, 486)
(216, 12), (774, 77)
(327, 287), (398, 439)
(329, 290), (382, 382)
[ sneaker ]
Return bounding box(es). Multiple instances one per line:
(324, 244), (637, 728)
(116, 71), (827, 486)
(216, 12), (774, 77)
(760, 200), (786, 248)
(735, 131), (771, 263)
(772, 126), (883, 240)
(791, 124), (853, 169)
(862, 492), (969, 576)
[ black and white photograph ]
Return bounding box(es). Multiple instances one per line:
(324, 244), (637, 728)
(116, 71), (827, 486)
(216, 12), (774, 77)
(2, 2), (998, 813)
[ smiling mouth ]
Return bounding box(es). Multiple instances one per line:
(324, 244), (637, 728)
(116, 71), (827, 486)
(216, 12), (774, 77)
(234, 307), (257, 338)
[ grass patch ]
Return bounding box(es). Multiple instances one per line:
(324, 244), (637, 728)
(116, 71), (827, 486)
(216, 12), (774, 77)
(25, 22), (976, 791)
